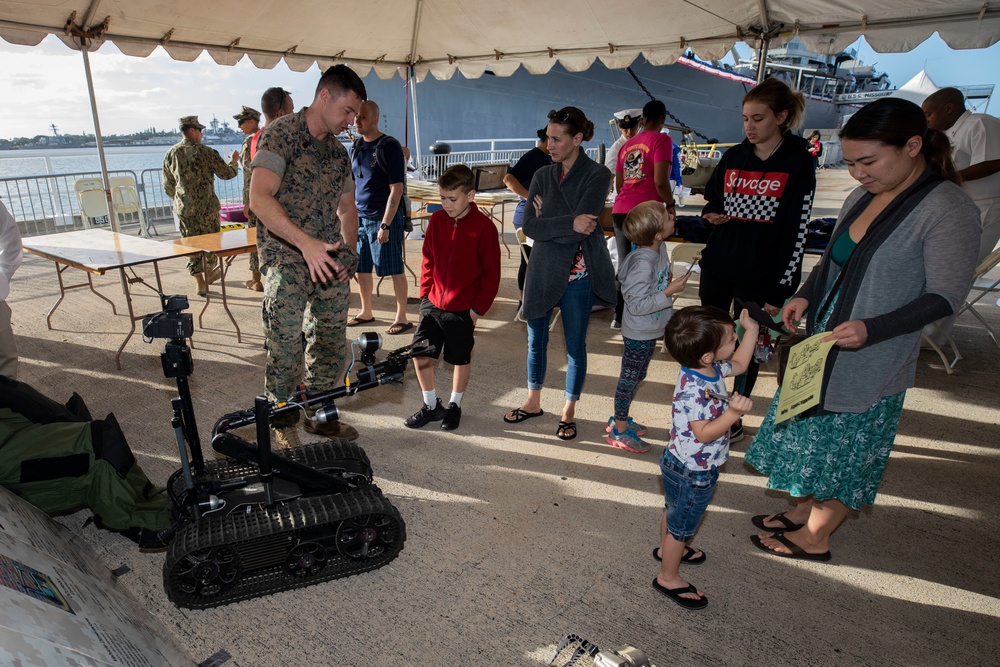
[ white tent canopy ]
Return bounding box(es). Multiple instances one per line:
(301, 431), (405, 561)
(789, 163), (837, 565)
(2, 1), (1000, 81)
(3, 0), (999, 232)
(891, 70), (940, 105)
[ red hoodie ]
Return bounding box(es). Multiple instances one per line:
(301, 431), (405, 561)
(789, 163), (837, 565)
(420, 203), (501, 315)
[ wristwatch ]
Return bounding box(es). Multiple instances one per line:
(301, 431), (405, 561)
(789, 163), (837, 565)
(380, 223), (390, 231)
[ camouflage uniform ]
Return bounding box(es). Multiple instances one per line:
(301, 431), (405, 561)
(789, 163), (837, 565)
(239, 134), (260, 275)
(162, 138), (240, 274)
(251, 110), (359, 427)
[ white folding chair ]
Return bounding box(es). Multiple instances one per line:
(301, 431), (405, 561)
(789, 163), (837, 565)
(921, 248), (1000, 373)
(74, 178), (111, 230)
(109, 175), (154, 237)
(669, 242), (705, 305)
(514, 227), (559, 329)
(958, 247), (1000, 347)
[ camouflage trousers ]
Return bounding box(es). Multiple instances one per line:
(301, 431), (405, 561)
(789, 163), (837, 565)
(262, 262), (351, 428)
(177, 210), (220, 275)
(246, 217), (260, 274)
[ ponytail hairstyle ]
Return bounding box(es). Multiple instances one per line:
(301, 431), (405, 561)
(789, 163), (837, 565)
(840, 98), (960, 184)
(547, 106), (596, 142)
(743, 78), (805, 132)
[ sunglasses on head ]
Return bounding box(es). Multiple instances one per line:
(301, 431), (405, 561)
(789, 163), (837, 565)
(547, 109), (572, 123)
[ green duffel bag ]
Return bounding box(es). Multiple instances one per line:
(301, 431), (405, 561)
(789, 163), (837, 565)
(0, 376), (170, 548)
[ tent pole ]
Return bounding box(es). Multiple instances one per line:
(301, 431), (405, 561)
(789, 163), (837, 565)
(407, 0), (425, 178)
(410, 68), (424, 178)
(755, 37), (770, 84)
(80, 42), (119, 233)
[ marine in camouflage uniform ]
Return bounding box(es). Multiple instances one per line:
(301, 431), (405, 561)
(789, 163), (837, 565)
(162, 115), (240, 276)
(251, 94), (362, 434)
(234, 105), (263, 289)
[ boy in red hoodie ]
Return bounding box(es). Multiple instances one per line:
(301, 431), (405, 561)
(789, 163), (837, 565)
(404, 165), (502, 431)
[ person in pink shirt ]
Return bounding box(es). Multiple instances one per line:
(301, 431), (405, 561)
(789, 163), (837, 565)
(611, 100), (675, 329)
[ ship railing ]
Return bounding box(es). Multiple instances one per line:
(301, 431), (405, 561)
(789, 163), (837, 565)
(416, 145), (599, 179)
(2, 168), (245, 238)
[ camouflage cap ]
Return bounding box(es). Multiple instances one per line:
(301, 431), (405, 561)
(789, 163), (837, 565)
(179, 116), (206, 130)
(233, 106), (261, 123)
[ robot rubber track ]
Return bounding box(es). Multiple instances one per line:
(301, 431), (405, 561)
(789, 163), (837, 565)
(164, 485), (405, 610)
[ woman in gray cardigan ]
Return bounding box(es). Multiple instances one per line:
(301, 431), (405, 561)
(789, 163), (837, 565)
(745, 98), (980, 561)
(502, 107), (615, 441)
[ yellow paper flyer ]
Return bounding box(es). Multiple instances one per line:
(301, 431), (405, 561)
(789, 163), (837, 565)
(775, 333), (837, 423)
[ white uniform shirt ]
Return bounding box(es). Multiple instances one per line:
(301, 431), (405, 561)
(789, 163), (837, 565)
(947, 110), (1000, 203)
(605, 134), (628, 173)
(0, 201), (23, 302)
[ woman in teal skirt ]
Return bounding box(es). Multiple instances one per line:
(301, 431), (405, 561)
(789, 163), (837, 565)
(744, 98), (981, 560)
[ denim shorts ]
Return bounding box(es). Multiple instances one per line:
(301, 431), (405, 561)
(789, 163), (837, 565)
(660, 451), (720, 542)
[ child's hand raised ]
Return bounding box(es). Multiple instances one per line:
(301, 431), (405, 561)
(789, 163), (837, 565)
(728, 391), (753, 416)
(738, 308), (760, 335)
(663, 272), (690, 296)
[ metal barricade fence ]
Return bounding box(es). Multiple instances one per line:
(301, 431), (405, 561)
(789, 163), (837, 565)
(2, 168), (247, 237)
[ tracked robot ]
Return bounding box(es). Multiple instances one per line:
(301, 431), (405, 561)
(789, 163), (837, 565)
(143, 295), (427, 609)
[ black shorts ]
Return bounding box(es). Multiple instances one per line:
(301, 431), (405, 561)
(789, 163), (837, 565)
(412, 298), (475, 366)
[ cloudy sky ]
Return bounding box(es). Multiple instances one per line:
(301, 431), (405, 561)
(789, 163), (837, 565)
(1, 32), (999, 140)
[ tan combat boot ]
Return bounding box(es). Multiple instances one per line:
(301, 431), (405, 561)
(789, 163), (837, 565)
(246, 270), (263, 292)
(194, 273), (208, 297)
(271, 427), (302, 450)
(206, 265), (222, 285)
(302, 407), (359, 441)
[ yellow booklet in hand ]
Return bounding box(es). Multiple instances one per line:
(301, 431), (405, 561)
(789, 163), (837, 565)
(775, 333), (837, 423)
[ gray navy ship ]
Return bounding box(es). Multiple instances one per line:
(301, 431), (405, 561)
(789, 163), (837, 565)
(359, 39), (893, 153)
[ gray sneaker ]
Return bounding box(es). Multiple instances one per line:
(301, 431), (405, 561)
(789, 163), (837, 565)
(606, 427), (650, 453)
(404, 399), (448, 428)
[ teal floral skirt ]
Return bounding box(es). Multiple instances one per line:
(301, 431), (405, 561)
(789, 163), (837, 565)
(745, 283), (905, 510)
(744, 389), (905, 510)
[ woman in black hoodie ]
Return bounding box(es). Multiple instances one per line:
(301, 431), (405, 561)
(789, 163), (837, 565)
(699, 78), (817, 442)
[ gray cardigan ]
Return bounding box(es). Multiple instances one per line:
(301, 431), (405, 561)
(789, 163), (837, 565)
(799, 178), (980, 412)
(619, 245), (673, 340)
(521, 150), (615, 320)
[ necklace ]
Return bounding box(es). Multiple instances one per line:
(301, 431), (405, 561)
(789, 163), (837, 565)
(760, 137), (784, 161)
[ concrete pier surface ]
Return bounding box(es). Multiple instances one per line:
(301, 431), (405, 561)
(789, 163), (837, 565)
(7, 166), (999, 666)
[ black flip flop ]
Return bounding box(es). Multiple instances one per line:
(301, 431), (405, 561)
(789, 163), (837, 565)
(556, 420), (577, 440)
(387, 321), (414, 335)
(346, 316), (376, 327)
(503, 408), (544, 424)
(750, 532), (832, 561)
(653, 545), (706, 565)
(751, 512), (805, 533)
(651, 579), (708, 610)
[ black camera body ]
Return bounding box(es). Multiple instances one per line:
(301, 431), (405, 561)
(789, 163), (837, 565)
(142, 294), (194, 341)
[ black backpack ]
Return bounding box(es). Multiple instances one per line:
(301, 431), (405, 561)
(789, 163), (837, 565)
(354, 134), (413, 232)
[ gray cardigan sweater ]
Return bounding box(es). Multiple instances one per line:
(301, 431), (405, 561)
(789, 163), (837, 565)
(619, 245), (674, 340)
(799, 176), (979, 413)
(521, 150), (615, 320)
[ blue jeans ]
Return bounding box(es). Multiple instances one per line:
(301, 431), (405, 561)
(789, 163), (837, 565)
(661, 451), (719, 542)
(513, 198), (527, 227)
(526, 276), (593, 401)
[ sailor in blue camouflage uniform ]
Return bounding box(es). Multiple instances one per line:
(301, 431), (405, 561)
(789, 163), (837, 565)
(162, 115), (240, 295)
(234, 105), (264, 291)
(250, 65), (367, 447)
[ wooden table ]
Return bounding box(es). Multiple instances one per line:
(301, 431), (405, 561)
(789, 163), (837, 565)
(172, 227), (257, 342)
(22, 229), (203, 369)
(409, 187), (519, 258)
